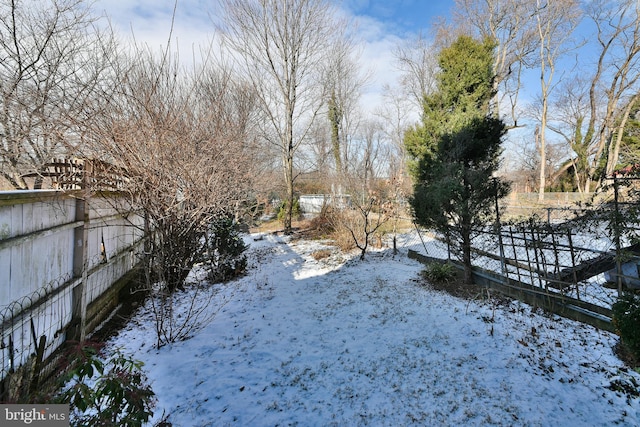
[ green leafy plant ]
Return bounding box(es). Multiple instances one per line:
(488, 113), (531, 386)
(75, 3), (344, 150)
(277, 198), (301, 222)
(424, 262), (457, 283)
(207, 216), (248, 282)
(57, 343), (156, 427)
(612, 293), (640, 363)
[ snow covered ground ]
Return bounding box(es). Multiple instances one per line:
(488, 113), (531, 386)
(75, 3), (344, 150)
(107, 232), (639, 426)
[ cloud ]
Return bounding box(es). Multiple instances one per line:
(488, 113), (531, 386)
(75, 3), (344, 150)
(92, 0), (419, 117)
(93, 0), (214, 54)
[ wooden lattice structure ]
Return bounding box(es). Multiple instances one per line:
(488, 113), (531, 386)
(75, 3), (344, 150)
(23, 158), (129, 191)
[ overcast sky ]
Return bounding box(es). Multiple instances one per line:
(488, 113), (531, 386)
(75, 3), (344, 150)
(91, 0), (453, 115)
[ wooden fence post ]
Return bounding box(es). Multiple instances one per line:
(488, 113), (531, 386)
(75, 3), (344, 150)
(71, 162), (90, 341)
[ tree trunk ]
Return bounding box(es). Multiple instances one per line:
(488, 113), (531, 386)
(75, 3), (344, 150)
(537, 103), (547, 201)
(462, 228), (473, 285)
(606, 93), (639, 177)
(283, 153), (294, 234)
(329, 91), (342, 174)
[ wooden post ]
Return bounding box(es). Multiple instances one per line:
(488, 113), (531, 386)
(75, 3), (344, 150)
(522, 223), (536, 288)
(493, 178), (506, 277)
(550, 228), (561, 289)
(567, 229), (580, 300)
(530, 219), (544, 289)
(509, 226), (523, 283)
(71, 161), (90, 341)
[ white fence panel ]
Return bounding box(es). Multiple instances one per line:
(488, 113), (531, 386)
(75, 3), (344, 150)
(0, 190), (145, 389)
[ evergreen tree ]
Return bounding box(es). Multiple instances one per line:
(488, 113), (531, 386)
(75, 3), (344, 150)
(207, 216), (248, 283)
(406, 35), (510, 284)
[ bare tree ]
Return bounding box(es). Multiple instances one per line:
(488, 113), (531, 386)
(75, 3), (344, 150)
(352, 119), (386, 190)
(607, 92), (640, 175)
(618, 100), (640, 167)
(393, 33), (439, 112)
(508, 135), (541, 192)
(82, 38), (260, 346)
(543, 0), (640, 192)
(376, 84), (414, 191)
(532, 0), (581, 200)
(441, 0), (539, 126)
(306, 119), (333, 180)
(546, 76), (604, 192)
(324, 35), (368, 177)
(336, 191), (390, 261)
(218, 0), (346, 233)
(0, 0), (114, 189)
(585, 0), (640, 182)
(332, 118), (395, 259)
(376, 85), (414, 252)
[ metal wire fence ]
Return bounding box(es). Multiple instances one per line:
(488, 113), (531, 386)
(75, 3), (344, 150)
(402, 183), (640, 312)
(0, 273), (75, 400)
(0, 188), (145, 402)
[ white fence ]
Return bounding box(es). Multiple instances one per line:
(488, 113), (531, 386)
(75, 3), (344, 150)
(299, 194), (351, 214)
(0, 190), (145, 396)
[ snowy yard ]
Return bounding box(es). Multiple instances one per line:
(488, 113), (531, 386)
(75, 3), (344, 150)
(107, 232), (639, 426)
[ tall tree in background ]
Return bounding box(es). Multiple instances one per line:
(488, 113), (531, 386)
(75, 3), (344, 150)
(376, 84), (414, 191)
(393, 33), (439, 111)
(324, 35), (367, 177)
(543, 0), (640, 191)
(617, 97), (640, 168)
(546, 77), (591, 192)
(218, 0), (344, 233)
(588, 0), (640, 182)
(532, 0), (581, 201)
(406, 36), (509, 284)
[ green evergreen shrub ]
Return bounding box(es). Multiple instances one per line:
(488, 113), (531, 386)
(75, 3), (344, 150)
(207, 216), (248, 282)
(612, 293), (640, 362)
(277, 198), (301, 222)
(424, 262), (457, 283)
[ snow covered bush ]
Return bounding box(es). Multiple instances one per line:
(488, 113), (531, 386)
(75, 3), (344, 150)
(612, 292), (640, 363)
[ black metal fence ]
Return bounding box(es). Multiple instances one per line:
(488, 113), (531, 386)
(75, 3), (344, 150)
(403, 177), (640, 331)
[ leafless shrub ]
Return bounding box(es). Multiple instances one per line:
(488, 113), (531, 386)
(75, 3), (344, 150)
(0, 0), (116, 189)
(75, 25), (261, 345)
(332, 197), (390, 260)
(307, 205), (338, 236)
(148, 278), (233, 348)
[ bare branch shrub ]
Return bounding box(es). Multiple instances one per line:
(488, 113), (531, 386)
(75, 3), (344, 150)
(333, 194), (390, 260)
(148, 280), (235, 348)
(0, 0), (115, 189)
(81, 39), (260, 346)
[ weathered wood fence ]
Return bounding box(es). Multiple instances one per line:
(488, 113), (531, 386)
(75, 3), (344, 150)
(0, 189), (145, 401)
